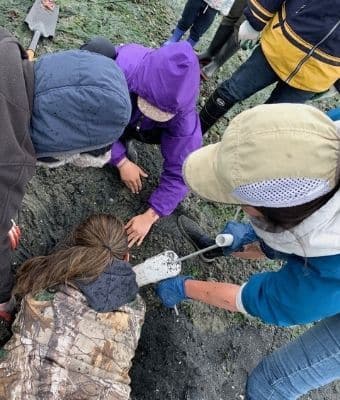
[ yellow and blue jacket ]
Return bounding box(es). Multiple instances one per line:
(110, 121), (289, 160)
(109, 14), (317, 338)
(245, 0), (340, 92)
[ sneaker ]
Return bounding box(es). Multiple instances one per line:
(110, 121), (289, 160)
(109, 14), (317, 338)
(177, 215), (224, 263)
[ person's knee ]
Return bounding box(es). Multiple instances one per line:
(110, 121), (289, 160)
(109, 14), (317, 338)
(245, 360), (274, 400)
(81, 36), (116, 59)
(215, 81), (239, 104)
(218, 65), (258, 103)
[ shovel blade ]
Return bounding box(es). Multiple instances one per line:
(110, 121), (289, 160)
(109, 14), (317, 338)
(25, 0), (59, 38)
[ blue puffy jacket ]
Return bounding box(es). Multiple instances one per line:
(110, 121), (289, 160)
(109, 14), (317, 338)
(31, 50), (131, 158)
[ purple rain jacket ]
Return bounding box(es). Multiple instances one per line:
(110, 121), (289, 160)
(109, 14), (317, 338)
(110, 42), (202, 217)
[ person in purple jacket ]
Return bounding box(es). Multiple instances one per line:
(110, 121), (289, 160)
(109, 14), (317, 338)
(82, 38), (202, 247)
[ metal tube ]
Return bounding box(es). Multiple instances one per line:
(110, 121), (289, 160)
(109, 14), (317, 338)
(176, 243), (219, 263)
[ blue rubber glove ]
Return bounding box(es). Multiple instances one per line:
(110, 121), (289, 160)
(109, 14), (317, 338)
(327, 107), (340, 122)
(156, 276), (192, 308)
(220, 221), (258, 256)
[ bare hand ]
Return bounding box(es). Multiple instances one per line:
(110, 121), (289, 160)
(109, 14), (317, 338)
(232, 243), (266, 260)
(118, 158), (148, 194)
(125, 209), (159, 247)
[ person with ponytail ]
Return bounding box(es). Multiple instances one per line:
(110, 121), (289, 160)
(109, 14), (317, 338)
(0, 214), (144, 400)
(157, 104), (340, 399)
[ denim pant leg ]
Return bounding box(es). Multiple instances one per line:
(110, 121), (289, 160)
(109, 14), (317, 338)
(266, 80), (315, 104)
(189, 6), (218, 42)
(217, 45), (278, 102)
(246, 314), (340, 400)
(178, 0), (206, 32)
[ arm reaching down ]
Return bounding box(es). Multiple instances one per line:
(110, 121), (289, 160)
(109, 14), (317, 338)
(124, 111), (202, 247)
(117, 158), (148, 194)
(148, 111), (202, 217)
(156, 276), (241, 312)
(125, 208), (159, 248)
(241, 254), (340, 326)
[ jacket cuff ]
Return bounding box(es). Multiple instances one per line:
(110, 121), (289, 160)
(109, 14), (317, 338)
(147, 200), (166, 218)
(110, 152), (126, 166)
(109, 141), (126, 166)
(236, 283), (250, 315)
(245, 13), (266, 31)
(244, 3), (270, 31)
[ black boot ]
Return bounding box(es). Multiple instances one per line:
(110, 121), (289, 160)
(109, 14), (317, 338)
(178, 216), (224, 263)
(201, 59), (220, 80)
(197, 50), (213, 65)
(201, 32), (239, 80)
(199, 90), (234, 134)
(198, 23), (234, 65)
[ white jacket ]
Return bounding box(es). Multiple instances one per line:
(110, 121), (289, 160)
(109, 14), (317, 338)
(251, 120), (340, 258)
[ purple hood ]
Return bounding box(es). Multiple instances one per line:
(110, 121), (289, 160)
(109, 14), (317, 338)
(111, 42), (202, 217)
(115, 42), (200, 115)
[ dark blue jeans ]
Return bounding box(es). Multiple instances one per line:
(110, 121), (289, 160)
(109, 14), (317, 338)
(217, 45), (315, 104)
(178, 0), (218, 42)
(246, 314), (340, 399)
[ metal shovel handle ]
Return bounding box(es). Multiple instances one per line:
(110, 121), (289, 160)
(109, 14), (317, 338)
(177, 234), (234, 263)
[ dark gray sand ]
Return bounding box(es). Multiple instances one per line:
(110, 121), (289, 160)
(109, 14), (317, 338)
(1, 1), (339, 398)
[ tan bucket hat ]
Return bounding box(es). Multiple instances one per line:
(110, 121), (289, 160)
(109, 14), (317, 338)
(184, 104), (340, 207)
(137, 97), (175, 122)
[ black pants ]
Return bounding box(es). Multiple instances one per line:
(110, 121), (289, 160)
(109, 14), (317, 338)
(178, 0), (218, 42)
(207, 0), (246, 59)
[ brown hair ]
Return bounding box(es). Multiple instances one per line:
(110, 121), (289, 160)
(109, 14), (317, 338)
(256, 180), (340, 230)
(14, 214), (128, 298)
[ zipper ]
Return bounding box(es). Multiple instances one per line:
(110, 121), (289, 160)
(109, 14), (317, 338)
(286, 19), (340, 84)
(295, 4), (307, 14)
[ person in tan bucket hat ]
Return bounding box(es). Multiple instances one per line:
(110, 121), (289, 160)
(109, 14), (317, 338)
(185, 103), (339, 204)
(157, 103), (340, 399)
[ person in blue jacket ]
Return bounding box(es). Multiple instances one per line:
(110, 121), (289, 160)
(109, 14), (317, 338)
(157, 104), (340, 399)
